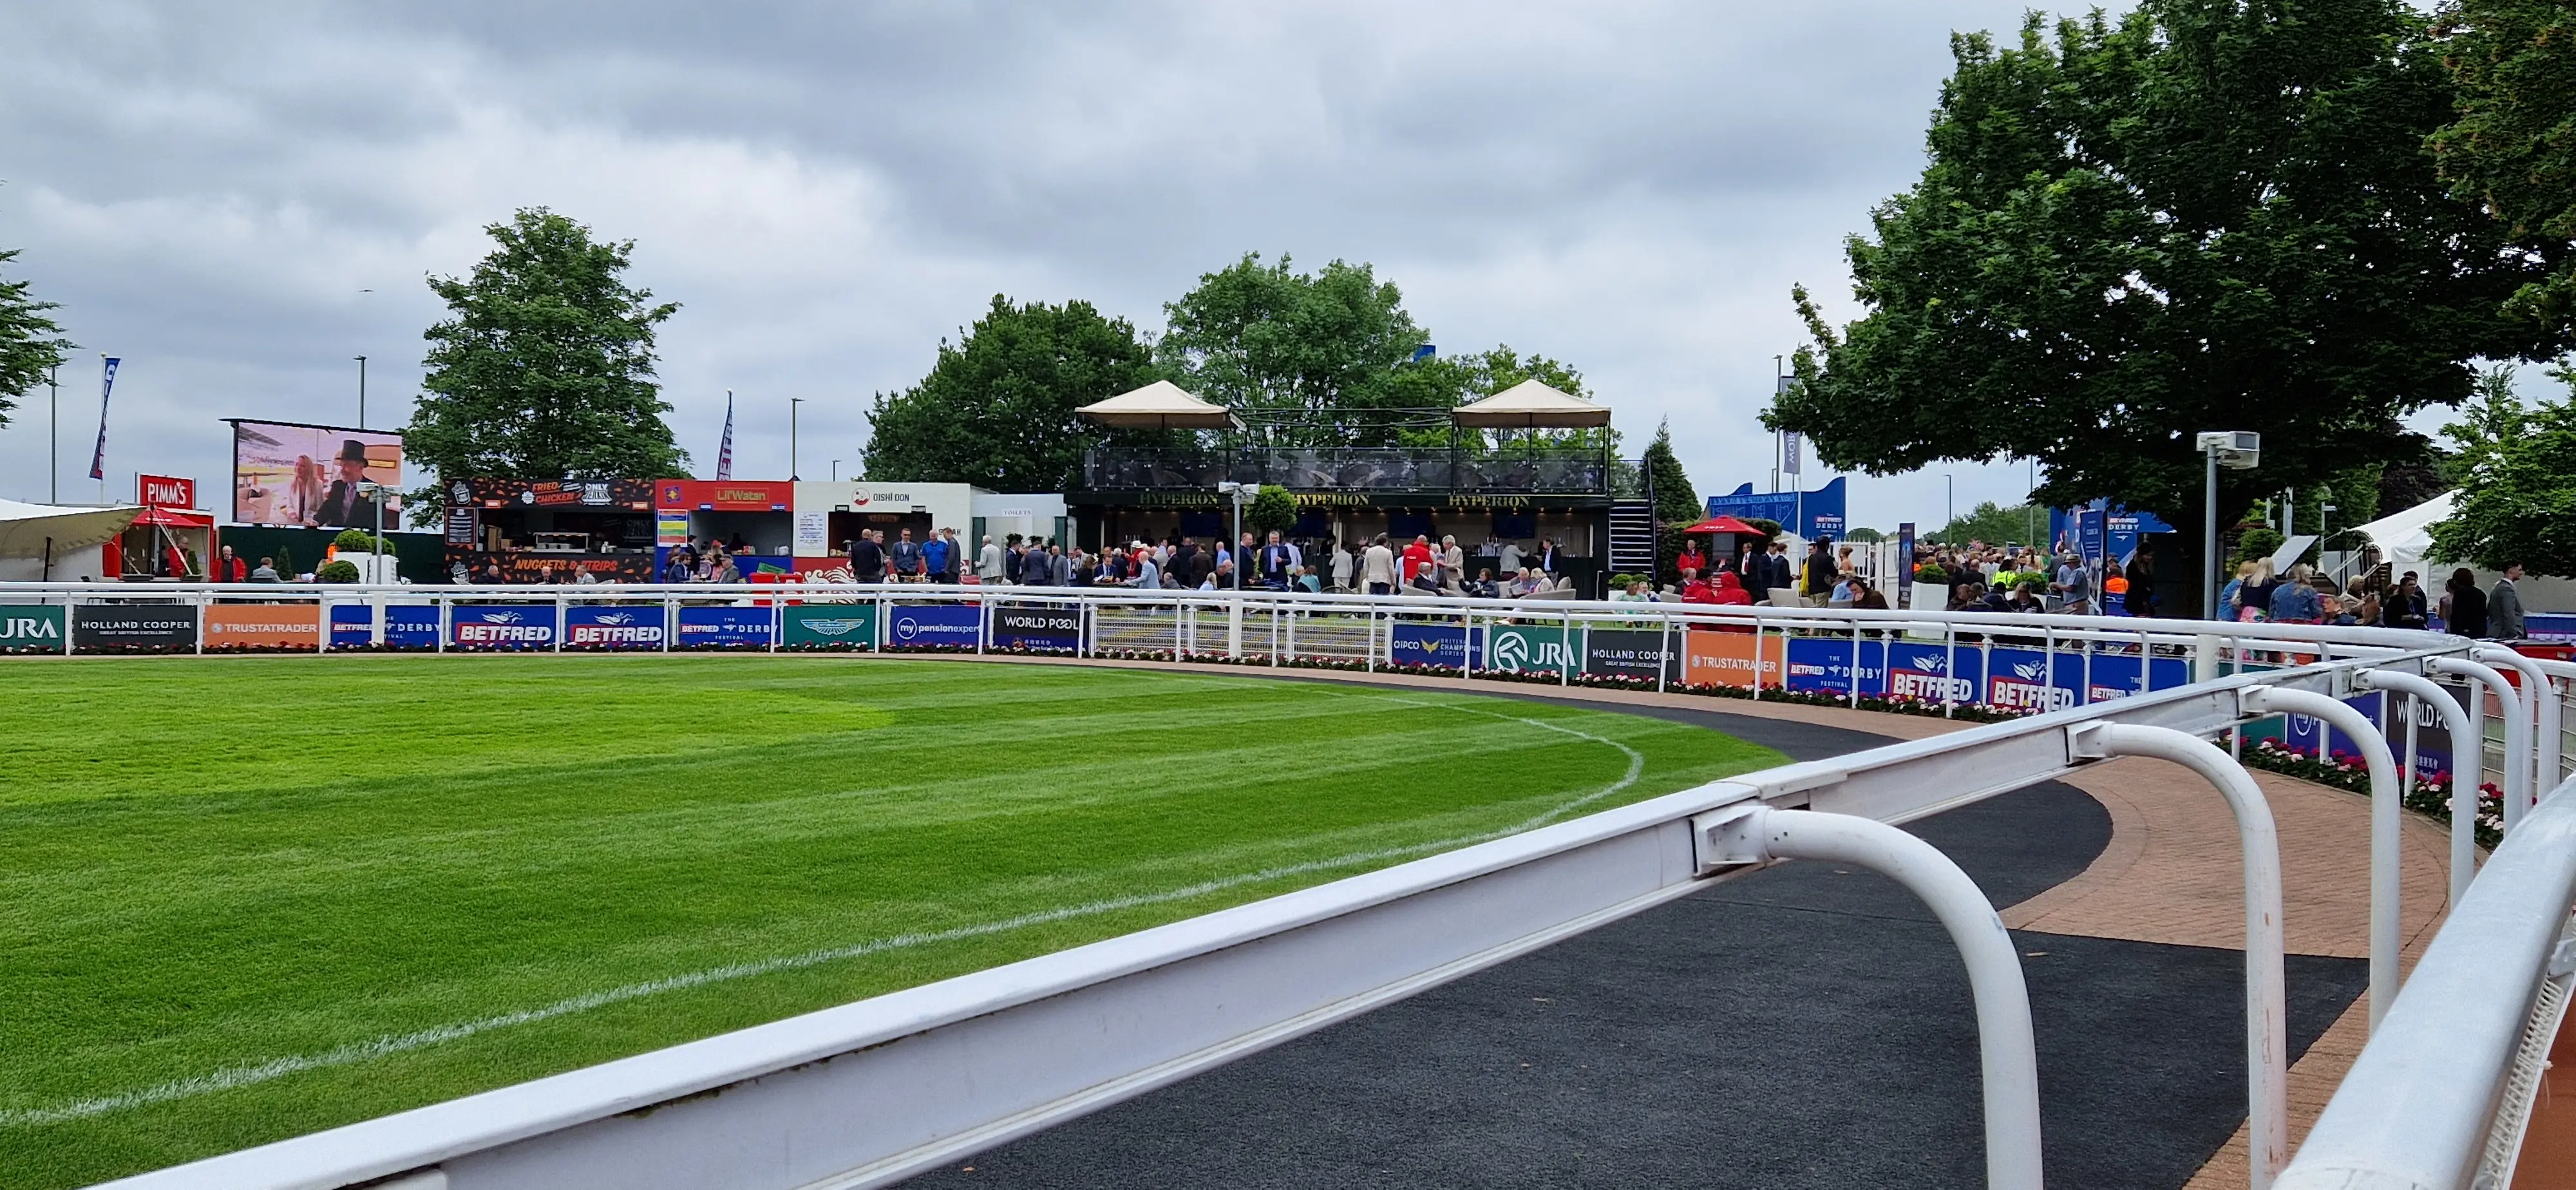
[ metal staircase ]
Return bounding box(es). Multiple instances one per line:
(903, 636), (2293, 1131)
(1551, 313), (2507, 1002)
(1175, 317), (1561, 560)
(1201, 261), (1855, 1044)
(1607, 502), (1658, 575)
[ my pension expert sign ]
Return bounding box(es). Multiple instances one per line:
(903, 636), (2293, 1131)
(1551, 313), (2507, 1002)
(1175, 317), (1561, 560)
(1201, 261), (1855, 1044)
(73, 605), (201, 652)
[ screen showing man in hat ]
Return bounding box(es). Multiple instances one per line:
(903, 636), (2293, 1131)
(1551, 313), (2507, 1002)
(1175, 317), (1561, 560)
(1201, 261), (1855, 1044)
(312, 438), (384, 528)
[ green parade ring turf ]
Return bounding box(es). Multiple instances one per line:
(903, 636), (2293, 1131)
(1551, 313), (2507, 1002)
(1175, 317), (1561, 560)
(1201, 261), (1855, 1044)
(0, 655), (1781, 1187)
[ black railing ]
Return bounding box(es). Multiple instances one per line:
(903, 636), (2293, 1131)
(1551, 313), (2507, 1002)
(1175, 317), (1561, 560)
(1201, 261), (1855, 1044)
(1081, 448), (1618, 496)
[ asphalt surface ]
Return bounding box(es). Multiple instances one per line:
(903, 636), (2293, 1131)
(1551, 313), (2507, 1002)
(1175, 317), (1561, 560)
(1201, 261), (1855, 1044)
(901, 699), (2367, 1189)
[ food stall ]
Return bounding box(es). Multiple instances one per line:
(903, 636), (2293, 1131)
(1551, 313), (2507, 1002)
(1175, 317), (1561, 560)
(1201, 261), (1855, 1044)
(442, 478), (658, 583)
(653, 479), (799, 576)
(100, 475), (214, 580)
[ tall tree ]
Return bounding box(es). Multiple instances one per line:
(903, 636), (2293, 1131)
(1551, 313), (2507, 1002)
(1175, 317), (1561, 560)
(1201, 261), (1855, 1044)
(405, 208), (686, 515)
(1157, 252), (1429, 445)
(1640, 419), (1702, 523)
(0, 249), (75, 431)
(2430, 362), (2576, 574)
(1770, 2), (2564, 611)
(861, 295), (1160, 489)
(2430, 0), (2576, 335)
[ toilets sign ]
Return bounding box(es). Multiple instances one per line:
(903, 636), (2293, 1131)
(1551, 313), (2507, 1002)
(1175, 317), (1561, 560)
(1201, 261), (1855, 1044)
(0, 605), (66, 649)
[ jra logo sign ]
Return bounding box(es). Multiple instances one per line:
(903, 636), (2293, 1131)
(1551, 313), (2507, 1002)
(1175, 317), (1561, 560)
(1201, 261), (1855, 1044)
(0, 605), (66, 643)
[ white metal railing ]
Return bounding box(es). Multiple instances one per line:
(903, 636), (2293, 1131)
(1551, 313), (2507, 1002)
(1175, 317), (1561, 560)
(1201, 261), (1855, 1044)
(8, 581), (2563, 1188)
(2277, 771), (2576, 1190)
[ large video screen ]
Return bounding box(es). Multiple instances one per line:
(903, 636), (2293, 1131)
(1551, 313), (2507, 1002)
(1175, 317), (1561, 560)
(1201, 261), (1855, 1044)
(229, 419), (405, 527)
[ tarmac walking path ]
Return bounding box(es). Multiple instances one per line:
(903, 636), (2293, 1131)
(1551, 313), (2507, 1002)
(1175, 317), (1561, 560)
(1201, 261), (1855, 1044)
(900, 652), (2458, 1186)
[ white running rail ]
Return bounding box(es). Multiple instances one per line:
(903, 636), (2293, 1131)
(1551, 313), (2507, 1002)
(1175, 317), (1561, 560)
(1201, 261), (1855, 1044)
(6, 582), (2560, 1188)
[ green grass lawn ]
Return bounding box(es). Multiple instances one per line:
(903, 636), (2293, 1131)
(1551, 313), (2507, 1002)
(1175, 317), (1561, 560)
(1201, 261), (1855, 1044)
(0, 655), (1780, 1187)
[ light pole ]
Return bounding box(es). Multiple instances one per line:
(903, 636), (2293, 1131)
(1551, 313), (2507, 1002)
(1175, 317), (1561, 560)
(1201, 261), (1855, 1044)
(2197, 432), (2260, 617)
(831, 459), (840, 482)
(48, 364), (59, 504)
(1944, 473), (1955, 534)
(790, 397), (804, 480)
(355, 355), (367, 430)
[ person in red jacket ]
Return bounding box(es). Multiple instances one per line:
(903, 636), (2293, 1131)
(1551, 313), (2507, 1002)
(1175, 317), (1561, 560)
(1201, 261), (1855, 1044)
(214, 545), (249, 583)
(1675, 540), (1707, 580)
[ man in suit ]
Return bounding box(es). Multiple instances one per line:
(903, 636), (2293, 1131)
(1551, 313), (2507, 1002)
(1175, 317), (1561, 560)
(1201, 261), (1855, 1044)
(312, 439), (383, 528)
(2491, 563), (2528, 639)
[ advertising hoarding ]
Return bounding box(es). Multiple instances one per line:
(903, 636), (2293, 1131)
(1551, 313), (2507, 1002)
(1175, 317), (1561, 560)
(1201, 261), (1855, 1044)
(990, 605), (1081, 650)
(886, 603), (980, 647)
(204, 604), (322, 650)
(1785, 638), (1887, 696)
(1390, 621), (1479, 669)
(1886, 642), (1981, 704)
(676, 605), (773, 648)
(1984, 648), (2081, 713)
(138, 474), (197, 509)
(1681, 632), (1783, 689)
(783, 605), (878, 648)
(73, 605), (200, 651)
(1582, 629), (1679, 682)
(1484, 623), (1578, 676)
(0, 605), (68, 652)
(450, 605), (557, 647)
(565, 606), (667, 648)
(230, 419), (403, 527)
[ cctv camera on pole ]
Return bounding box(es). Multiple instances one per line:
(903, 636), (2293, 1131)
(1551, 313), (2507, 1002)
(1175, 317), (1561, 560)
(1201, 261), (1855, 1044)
(1217, 481), (1248, 563)
(2197, 431), (2260, 618)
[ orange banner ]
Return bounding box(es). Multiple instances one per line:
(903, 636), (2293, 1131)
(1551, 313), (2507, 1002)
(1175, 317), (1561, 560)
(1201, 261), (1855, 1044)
(1682, 632), (1783, 689)
(205, 604), (323, 649)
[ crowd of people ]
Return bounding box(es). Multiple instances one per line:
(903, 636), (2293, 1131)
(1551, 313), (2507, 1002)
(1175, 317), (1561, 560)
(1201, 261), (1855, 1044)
(830, 528), (1575, 596)
(1911, 537), (2534, 640)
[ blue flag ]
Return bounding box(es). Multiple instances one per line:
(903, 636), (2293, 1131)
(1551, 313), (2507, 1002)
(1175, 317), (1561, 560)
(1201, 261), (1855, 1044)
(87, 357), (120, 481)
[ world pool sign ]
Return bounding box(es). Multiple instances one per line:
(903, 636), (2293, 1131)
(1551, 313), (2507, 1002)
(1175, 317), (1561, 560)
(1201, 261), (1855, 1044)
(0, 604), (66, 650)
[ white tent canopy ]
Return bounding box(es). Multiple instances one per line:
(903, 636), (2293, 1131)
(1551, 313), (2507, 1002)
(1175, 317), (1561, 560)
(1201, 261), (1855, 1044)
(1450, 379), (1612, 428)
(1074, 381), (1242, 430)
(0, 500), (142, 560)
(2342, 490), (2456, 583)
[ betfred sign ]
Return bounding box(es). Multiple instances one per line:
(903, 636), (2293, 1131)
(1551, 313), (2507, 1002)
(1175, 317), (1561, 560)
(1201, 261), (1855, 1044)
(138, 474), (196, 509)
(450, 605), (556, 646)
(565, 606), (666, 648)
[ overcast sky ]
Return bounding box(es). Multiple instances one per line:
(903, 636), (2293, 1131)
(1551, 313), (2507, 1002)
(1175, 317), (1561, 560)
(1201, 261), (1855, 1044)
(0, 0), (2145, 529)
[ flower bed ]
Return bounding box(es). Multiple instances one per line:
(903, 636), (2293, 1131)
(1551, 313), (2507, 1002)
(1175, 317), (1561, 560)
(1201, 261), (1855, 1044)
(2244, 737), (2503, 849)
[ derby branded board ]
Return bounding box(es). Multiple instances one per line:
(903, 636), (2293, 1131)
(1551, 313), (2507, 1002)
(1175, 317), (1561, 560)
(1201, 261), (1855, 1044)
(449, 604), (557, 648)
(565, 605), (668, 648)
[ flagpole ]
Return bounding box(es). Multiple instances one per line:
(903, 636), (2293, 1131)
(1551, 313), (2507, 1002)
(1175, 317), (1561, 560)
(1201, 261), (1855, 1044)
(48, 364), (58, 504)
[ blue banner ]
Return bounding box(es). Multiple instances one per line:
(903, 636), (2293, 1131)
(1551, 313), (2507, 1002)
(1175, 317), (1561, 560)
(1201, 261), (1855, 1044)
(886, 603), (981, 648)
(676, 605), (772, 648)
(450, 603), (557, 648)
(1785, 637), (1886, 695)
(567, 605), (670, 648)
(2078, 653), (2192, 704)
(1885, 641), (1981, 704)
(1706, 477), (1848, 542)
(1984, 647), (2080, 713)
(1390, 621), (1481, 669)
(2277, 692), (2389, 763)
(989, 604), (1082, 650)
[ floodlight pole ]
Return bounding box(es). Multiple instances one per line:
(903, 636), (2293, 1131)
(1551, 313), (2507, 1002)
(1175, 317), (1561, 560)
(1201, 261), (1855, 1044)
(790, 397), (804, 480)
(48, 364), (59, 504)
(355, 355), (367, 430)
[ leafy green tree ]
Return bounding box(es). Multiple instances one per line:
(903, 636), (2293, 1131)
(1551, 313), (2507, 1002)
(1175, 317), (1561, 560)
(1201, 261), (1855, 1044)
(1771, 2), (2564, 611)
(1640, 419), (1701, 523)
(1245, 484), (1298, 537)
(2430, 0), (2576, 334)
(406, 209), (685, 518)
(1933, 501), (2045, 547)
(862, 295), (1160, 489)
(0, 249), (74, 431)
(1158, 253), (1428, 446)
(1844, 527), (1888, 543)
(2430, 362), (2576, 574)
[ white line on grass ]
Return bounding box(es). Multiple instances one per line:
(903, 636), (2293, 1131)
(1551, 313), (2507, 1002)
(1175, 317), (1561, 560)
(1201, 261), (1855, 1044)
(2, 704), (1641, 1127)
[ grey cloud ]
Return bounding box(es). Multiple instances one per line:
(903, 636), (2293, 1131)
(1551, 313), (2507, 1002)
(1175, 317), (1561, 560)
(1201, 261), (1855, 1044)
(0, 1), (2110, 525)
